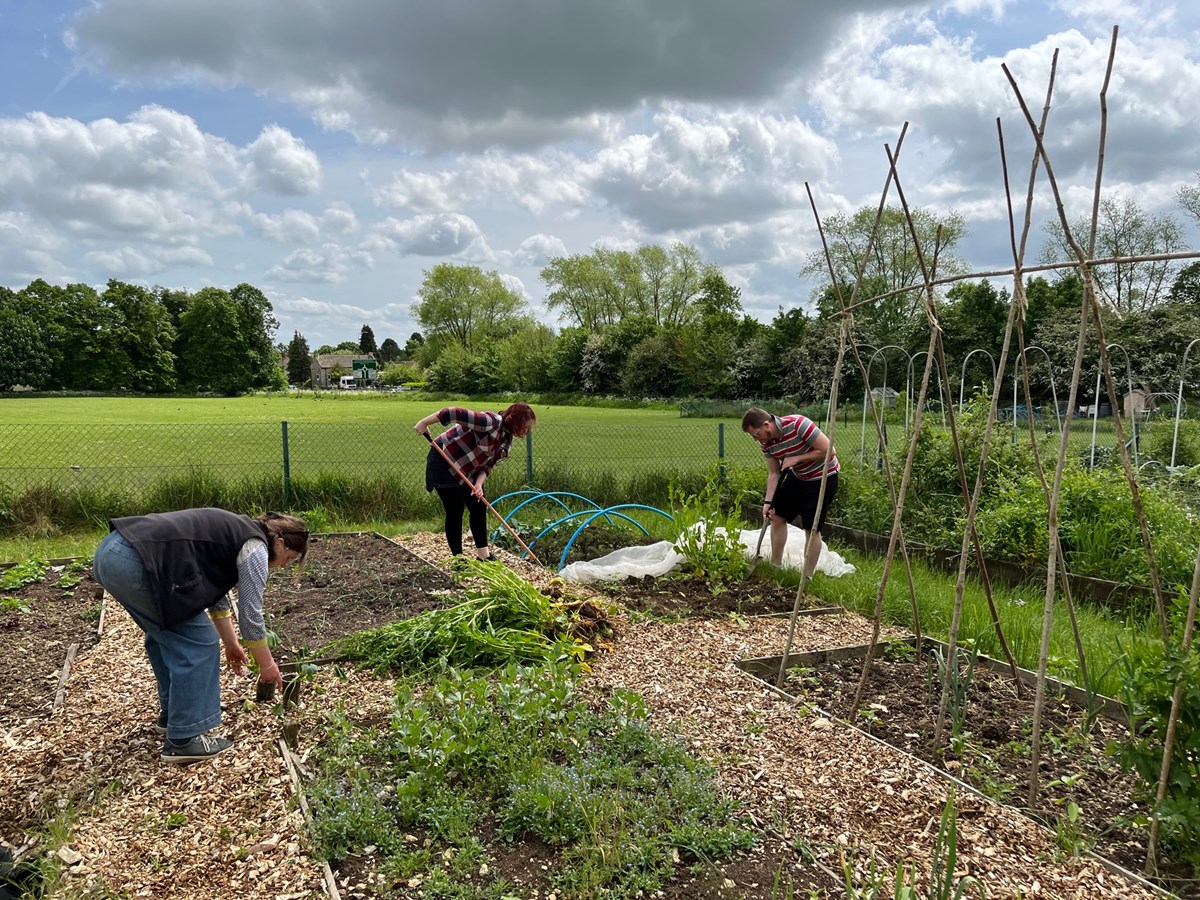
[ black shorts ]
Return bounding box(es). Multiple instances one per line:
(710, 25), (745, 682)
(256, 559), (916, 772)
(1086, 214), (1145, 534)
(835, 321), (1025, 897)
(772, 473), (838, 533)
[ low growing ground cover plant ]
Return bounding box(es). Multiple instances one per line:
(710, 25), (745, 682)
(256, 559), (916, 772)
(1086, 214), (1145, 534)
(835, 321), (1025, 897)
(307, 660), (755, 898)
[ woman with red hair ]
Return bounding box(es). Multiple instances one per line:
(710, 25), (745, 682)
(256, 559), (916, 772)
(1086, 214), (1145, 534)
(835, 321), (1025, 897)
(414, 402), (536, 559)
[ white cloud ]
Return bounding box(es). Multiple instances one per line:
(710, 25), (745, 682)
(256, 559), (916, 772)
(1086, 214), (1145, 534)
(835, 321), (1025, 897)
(266, 243), (374, 283)
(243, 125), (321, 195)
(508, 233), (569, 267)
(585, 108), (836, 231)
(322, 202), (360, 235)
(0, 106), (247, 241)
(251, 209), (322, 244)
(374, 213), (495, 262)
(83, 243), (213, 275)
(0, 212), (71, 284)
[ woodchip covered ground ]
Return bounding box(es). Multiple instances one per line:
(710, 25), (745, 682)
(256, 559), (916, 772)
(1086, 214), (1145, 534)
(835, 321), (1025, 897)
(0, 533), (1161, 899)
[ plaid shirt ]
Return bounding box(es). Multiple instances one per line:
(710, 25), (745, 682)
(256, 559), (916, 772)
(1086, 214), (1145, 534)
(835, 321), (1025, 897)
(433, 407), (513, 481)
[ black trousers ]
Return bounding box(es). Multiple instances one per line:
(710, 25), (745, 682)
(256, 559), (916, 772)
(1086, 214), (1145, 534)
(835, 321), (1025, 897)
(435, 484), (488, 556)
(427, 446), (489, 555)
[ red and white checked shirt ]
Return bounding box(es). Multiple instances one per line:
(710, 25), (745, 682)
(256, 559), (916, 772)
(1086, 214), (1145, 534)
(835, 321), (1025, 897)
(760, 414), (840, 480)
(433, 407), (514, 481)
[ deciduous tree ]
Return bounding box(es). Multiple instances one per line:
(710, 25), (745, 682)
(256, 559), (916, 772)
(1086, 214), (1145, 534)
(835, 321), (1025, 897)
(803, 206), (969, 343)
(0, 287), (52, 391)
(413, 264), (527, 357)
(230, 283), (282, 388)
(101, 280), (177, 392)
(1040, 194), (1186, 313)
(378, 337), (402, 363)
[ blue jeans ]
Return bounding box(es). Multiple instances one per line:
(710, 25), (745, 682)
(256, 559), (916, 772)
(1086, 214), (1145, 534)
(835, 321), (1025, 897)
(92, 531), (222, 741)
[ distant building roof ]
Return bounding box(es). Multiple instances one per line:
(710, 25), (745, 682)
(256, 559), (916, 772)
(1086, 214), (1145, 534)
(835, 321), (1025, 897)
(313, 354), (373, 368)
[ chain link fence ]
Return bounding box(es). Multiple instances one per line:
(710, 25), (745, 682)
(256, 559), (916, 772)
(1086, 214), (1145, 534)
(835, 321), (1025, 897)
(0, 420), (769, 532)
(1, 414), (1190, 534)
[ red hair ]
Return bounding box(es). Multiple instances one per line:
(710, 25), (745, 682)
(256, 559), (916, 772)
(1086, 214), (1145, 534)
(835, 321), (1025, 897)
(501, 401), (536, 433)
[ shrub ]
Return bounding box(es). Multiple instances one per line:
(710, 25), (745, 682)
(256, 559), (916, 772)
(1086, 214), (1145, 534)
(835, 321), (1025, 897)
(1141, 419), (1200, 469)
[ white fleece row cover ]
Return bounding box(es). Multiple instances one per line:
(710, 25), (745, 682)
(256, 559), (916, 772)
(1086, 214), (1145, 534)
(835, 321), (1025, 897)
(559, 521), (856, 583)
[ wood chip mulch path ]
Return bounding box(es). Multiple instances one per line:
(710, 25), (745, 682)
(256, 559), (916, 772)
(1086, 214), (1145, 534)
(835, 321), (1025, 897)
(0, 533), (1160, 899)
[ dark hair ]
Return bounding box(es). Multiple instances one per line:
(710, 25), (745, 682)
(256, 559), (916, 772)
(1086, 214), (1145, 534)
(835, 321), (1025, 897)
(257, 512), (309, 564)
(741, 407), (771, 432)
(501, 401), (537, 434)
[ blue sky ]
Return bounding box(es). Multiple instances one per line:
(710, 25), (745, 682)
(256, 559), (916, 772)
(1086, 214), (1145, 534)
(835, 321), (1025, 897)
(1, 0), (1198, 351)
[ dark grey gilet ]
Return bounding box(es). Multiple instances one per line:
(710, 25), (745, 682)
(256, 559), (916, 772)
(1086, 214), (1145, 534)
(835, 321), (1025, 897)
(110, 508), (267, 628)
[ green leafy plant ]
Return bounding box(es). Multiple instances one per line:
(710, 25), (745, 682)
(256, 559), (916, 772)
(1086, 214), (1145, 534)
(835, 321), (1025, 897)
(307, 662), (753, 898)
(1114, 636), (1200, 867)
(56, 558), (90, 591)
(669, 478), (749, 583)
(0, 596), (31, 613)
(0, 557), (48, 591)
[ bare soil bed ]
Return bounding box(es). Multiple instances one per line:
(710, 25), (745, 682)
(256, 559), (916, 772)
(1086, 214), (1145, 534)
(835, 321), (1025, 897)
(794, 649), (1197, 897)
(264, 532), (454, 663)
(0, 561), (103, 724)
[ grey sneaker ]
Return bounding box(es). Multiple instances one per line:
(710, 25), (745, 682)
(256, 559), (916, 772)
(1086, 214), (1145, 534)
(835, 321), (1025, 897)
(160, 734), (232, 764)
(154, 713), (168, 736)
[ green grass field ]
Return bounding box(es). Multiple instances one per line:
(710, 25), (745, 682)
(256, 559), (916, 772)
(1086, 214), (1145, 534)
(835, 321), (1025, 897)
(0, 391), (1151, 560)
(0, 393), (762, 494)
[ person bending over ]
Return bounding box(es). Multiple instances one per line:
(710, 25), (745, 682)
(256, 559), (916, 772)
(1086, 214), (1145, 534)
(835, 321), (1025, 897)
(415, 403), (536, 560)
(92, 508), (307, 764)
(742, 406), (839, 578)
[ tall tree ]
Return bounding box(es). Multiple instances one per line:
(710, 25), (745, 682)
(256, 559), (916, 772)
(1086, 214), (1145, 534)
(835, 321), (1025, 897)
(230, 283), (281, 388)
(636, 243), (707, 326)
(678, 271), (747, 397)
(101, 280), (177, 392)
(494, 321), (556, 392)
(378, 337), (402, 363)
(542, 242), (713, 330)
(286, 331), (313, 386)
(1040, 194), (1186, 313)
(177, 287), (255, 394)
(938, 280), (1009, 396)
(1170, 262), (1200, 306)
(1178, 171), (1200, 227)
(412, 264), (527, 356)
(359, 324), (378, 355)
(803, 206), (969, 344)
(51, 282), (110, 390)
(541, 253), (624, 330)
(0, 287), (52, 391)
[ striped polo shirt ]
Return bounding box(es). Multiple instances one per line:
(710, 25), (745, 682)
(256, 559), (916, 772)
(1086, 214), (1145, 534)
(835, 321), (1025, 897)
(760, 414), (840, 480)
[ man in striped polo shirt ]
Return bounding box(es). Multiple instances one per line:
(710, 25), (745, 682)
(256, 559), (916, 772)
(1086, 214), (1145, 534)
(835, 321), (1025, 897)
(741, 406), (840, 577)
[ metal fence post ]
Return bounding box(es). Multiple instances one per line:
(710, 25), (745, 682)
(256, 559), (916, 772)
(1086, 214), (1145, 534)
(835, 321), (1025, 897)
(526, 430), (534, 487)
(718, 422), (726, 486)
(281, 421), (292, 507)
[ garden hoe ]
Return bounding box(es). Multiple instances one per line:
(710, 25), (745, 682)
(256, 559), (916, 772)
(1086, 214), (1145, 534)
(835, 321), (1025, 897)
(752, 468), (792, 565)
(423, 431), (543, 566)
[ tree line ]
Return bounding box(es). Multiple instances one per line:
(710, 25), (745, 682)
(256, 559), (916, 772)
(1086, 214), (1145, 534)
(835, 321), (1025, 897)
(0, 279), (282, 394)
